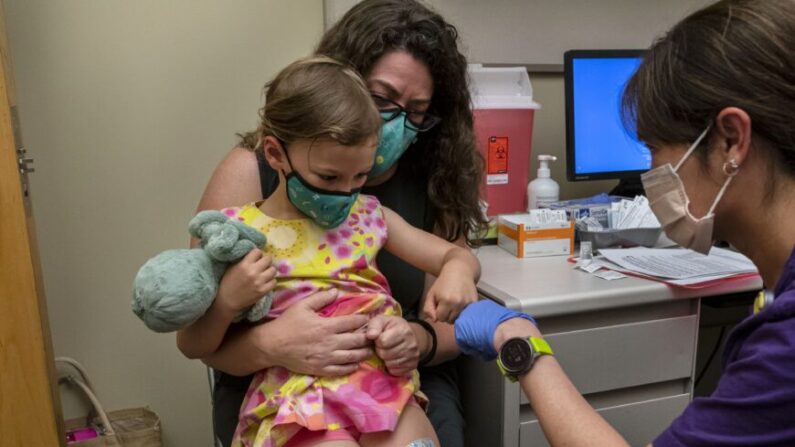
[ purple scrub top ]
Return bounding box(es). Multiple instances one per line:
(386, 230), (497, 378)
(655, 247), (795, 446)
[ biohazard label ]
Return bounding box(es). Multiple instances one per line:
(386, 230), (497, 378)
(487, 136), (509, 185)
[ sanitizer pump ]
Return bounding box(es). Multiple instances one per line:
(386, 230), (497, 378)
(527, 155), (559, 211)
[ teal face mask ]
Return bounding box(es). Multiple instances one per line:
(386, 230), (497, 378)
(285, 172), (359, 229)
(282, 147), (359, 229)
(369, 111), (418, 177)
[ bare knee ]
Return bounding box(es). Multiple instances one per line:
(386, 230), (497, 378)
(404, 439), (436, 447)
(288, 440), (358, 447)
(359, 405), (439, 447)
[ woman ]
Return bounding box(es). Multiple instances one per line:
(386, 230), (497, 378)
(455, 0), (795, 445)
(189, 1), (487, 446)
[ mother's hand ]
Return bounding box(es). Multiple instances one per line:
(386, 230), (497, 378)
(262, 289), (373, 376)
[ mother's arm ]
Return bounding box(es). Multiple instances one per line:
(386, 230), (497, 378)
(196, 148), (263, 217)
(201, 290), (372, 376)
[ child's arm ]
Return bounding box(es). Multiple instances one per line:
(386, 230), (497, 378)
(382, 207), (480, 323)
(176, 249), (276, 359)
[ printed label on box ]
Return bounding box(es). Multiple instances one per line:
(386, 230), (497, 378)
(522, 238), (570, 257)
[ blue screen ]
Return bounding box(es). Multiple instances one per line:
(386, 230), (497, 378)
(572, 57), (650, 176)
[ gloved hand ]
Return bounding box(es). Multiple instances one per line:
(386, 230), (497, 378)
(454, 300), (536, 360)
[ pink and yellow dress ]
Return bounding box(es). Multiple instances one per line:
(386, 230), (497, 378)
(223, 195), (424, 447)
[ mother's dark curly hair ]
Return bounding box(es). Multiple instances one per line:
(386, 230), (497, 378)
(317, 0), (487, 246)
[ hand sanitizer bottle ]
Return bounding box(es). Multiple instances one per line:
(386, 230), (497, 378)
(527, 155), (559, 211)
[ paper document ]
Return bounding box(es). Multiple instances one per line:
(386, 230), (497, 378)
(593, 270), (628, 281)
(598, 247), (757, 280)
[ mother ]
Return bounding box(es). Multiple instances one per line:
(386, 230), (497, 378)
(189, 1), (487, 446)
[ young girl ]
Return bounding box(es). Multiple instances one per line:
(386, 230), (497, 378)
(177, 56), (480, 447)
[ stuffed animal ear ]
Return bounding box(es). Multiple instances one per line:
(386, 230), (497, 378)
(229, 219), (267, 248)
(192, 211), (267, 262)
(189, 211), (230, 240)
(203, 222), (244, 262)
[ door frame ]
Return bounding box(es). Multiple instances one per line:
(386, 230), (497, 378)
(0, 0), (64, 444)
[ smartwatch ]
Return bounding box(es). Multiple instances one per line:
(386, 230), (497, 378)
(496, 336), (553, 382)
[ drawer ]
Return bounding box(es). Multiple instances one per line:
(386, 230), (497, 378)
(521, 315), (697, 401)
(519, 393), (690, 447)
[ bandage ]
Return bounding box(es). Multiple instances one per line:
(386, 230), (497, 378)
(406, 438), (436, 447)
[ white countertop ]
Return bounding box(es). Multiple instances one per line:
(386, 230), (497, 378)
(475, 245), (763, 318)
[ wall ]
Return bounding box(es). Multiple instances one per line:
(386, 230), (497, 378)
(6, 1), (323, 445)
(328, 0), (713, 66)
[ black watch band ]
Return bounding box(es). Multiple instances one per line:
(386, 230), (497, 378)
(408, 318), (437, 368)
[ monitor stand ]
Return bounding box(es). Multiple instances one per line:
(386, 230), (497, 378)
(610, 177), (645, 197)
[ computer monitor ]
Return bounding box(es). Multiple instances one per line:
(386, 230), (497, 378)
(565, 50), (647, 185)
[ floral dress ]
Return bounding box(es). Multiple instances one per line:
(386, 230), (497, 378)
(223, 194), (424, 447)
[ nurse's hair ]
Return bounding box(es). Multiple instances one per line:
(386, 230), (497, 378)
(317, 0), (488, 246)
(239, 56), (380, 149)
(622, 0), (795, 179)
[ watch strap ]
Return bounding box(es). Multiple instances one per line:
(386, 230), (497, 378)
(496, 336), (553, 382)
(496, 356), (517, 382)
(529, 336), (553, 356)
(408, 318), (437, 368)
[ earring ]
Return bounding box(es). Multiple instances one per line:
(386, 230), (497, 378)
(723, 158), (740, 176)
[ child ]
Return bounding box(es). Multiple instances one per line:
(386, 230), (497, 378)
(177, 56), (480, 447)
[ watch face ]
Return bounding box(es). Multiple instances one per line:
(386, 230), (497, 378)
(501, 338), (533, 372)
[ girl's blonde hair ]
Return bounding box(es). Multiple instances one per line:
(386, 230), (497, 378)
(239, 56), (381, 149)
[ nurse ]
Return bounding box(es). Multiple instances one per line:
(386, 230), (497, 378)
(455, 0), (795, 445)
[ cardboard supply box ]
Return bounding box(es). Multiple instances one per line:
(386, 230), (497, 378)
(498, 213), (575, 258)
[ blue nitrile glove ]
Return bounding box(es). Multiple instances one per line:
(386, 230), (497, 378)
(454, 300), (537, 361)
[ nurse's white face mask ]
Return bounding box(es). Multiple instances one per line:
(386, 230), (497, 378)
(641, 124), (740, 255)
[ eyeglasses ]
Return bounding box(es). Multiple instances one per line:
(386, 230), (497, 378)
(371, 94), (441, 132)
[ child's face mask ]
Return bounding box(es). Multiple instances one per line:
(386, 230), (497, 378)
(282, 147), (359, 229)
(369, 111), (418, 177)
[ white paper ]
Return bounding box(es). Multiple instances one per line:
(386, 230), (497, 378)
(593, 258), (747, 286)
(598, 247), (757, 280)
(608, 196), (661, 230)
(578, 261), (604, 273)
(593, 270), (628, 281)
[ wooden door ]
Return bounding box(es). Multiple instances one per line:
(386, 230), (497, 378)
(0, 0), (64, 445)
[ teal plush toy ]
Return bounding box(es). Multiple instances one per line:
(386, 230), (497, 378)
(132, 210), (273, 333)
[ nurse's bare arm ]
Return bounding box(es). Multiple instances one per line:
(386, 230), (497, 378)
(495, 318), (632, 447)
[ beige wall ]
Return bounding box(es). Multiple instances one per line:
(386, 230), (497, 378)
(6, 1), (323, 445)
(326, 0), (713, 65)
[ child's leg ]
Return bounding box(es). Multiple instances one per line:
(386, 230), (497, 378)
(289, 442), (358, 447)
(284, 427), (360, 447)
(358, 405), (440, 447)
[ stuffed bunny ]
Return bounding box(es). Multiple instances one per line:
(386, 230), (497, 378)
(132, 210), (272, 333)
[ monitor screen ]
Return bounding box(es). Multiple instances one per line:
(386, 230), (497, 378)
(565, 50), (648, 181)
